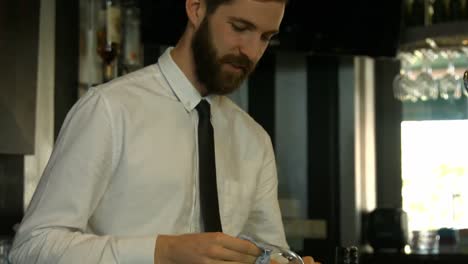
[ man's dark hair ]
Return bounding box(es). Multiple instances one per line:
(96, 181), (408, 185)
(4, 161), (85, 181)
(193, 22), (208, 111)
(205, 0), (289, 15)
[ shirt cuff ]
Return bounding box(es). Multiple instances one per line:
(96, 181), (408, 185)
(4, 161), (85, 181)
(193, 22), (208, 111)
(117, 236), (156, 264)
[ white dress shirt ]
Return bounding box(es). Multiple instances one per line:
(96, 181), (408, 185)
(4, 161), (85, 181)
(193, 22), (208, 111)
(9, 48), (288, 264)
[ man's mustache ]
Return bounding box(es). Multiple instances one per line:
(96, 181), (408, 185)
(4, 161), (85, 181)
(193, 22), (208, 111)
(219, 54), (253, 74)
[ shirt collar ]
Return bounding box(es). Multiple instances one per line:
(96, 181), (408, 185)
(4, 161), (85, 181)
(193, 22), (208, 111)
(158, 47), (215, 112)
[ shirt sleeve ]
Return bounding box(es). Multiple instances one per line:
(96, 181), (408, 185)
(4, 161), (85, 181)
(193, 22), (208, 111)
(241, 134), (289, 249)
(9, 88), (156, 264)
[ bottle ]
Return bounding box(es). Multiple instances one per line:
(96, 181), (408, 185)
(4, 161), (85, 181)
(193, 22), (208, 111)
(121, 0), (142, 74)
(403, 0), (414, 27)
(450, 0), (464, 21)
(79, 0), (103, 97)
(432, 0), (450, 24)
(409, 0), (426, 26)
(463, 0), (468, 19)
(349, 246), (359, 264)
(97, 0), (122, 82)
(335, 246), (350, 264)
(335, 246), (359, 264)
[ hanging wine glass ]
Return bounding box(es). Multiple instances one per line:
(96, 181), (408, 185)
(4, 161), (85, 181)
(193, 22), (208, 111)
(460, 47), (468, 97)
(393, 52), (418, 102)
(415, 49), (439, 101)
(438, 49), (462, 100)
(464, 70), (468, 93)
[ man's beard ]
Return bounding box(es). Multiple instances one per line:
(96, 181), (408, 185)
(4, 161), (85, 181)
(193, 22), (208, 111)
(191, 17), (254, 95)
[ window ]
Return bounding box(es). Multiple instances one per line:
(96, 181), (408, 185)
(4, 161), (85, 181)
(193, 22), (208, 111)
(402, 120), (468, 232)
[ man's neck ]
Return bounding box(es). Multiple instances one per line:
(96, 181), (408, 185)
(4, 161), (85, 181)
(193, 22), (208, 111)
(170, 34), (208, 97)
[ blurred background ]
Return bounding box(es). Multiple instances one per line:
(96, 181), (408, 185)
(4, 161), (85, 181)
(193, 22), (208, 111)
(1, 0), (468, 263)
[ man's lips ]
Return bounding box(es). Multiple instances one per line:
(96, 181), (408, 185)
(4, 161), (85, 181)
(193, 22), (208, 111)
(226, 63), (247, 73)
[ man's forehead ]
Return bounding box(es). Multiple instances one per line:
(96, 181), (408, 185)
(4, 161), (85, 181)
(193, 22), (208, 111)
(228, 16), (279, 35)
(219, 0), (286, 9)
(214, 0), (285, 29)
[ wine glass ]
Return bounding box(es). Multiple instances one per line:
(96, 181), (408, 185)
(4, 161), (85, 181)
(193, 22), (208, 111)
(415, 49), (438, 101)
(438, 49), (462, 100)
(239, 235), (304, 264)
(393, 52), (418, 102)
(262, 242), (305, 264)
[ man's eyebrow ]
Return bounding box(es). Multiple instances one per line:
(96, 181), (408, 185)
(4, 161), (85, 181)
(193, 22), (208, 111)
(228, 16), (279, 35)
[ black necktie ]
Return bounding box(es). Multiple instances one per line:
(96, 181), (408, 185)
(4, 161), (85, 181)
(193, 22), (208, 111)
(196, 100), (223, 232)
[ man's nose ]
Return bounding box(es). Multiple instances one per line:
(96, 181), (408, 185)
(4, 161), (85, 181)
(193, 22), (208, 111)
(239, 36), (264, 64)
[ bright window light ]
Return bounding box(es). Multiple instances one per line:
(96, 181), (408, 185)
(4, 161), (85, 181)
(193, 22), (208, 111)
(402, 120), (468, 232)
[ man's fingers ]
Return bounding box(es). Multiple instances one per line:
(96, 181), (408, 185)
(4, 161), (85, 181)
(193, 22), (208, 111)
(303, 256), (320, 264)
(205, 245), (258, 263)
(216, 234), (262, 257)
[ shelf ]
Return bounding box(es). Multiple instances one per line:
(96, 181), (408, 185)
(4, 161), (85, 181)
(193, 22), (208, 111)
(400, 21), (468, 51)
(361, 252), (468, 264)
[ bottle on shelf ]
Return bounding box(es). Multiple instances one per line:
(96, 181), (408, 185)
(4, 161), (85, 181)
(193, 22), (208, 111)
(431, 0), (450, 24)
(406, 0), (426, 27)
(403, 0), (413, 26)
(78, 0), (103, 97)
(121, 0), (143, 74)
(97, 0), (122, 82)
(349, 246), (359, 264)
(449, 0), (465, 21)
(335, 246), (350, 264)
(464, 0), (468, 19)
(335, 246), (359, 264)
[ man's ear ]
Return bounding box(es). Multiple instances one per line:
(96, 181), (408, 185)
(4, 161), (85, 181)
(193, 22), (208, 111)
(186, 0), (206, 28)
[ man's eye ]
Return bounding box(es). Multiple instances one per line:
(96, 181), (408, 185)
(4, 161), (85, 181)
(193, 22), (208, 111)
(261, 35), (272, 42)
(262, 34), (277, 42)
(231, 23), (247, 32)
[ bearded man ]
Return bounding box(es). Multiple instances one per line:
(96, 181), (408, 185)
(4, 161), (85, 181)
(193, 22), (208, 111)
(10, 1), (319, 263)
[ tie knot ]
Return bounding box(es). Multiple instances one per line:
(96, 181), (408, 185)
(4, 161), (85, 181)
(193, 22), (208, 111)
(196, 99), (211, 119)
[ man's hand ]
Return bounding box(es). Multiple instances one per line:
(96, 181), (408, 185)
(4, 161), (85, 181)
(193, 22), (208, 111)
(303, 256), (321, 264)
(271, 256), (321, 264)
(154, 232), (262, 264)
